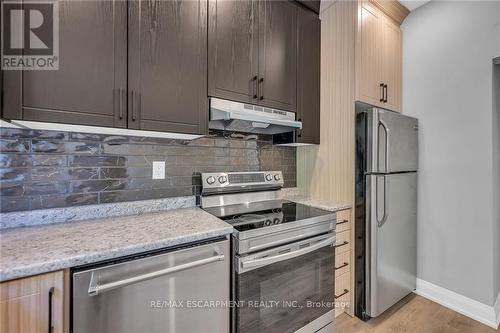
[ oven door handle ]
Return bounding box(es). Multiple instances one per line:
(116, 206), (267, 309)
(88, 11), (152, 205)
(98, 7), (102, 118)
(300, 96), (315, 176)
(240, 235), (335, 271)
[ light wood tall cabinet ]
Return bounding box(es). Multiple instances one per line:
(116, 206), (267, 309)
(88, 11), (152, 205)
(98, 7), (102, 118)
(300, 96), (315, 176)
(0, 271), (65, 333)
(356, 1), (404, 112)
(296, 0), (408, 319)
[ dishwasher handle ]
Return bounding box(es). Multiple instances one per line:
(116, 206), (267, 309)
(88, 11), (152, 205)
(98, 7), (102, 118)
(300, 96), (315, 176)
(88, 248), (225, 296)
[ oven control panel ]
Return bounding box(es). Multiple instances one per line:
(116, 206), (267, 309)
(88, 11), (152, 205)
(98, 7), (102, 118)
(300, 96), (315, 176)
(202, 171), (284, 192)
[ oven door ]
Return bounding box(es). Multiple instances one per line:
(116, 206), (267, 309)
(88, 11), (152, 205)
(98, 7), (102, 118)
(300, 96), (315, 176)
(234, 233), (335, 333)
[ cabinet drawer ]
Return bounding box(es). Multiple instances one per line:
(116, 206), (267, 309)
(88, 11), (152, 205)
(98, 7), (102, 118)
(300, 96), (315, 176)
(335, 230), (350, 254)
(336, 209), (351, 232)
(334, 271), (351, 317)
(335, 251), (351, 278)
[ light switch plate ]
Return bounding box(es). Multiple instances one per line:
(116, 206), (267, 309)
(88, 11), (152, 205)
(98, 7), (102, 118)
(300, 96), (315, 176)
(152, 161), (166, 180)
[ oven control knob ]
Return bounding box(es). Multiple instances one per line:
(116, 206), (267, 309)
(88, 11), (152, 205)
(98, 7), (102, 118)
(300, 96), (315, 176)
(218, 176), (228, 184)
(206, 176), (216, 185)
(273, 218), (281, 224)
(265, 174), (273, 181)
(274, 174), (281, 181)
(264, 219), (272, 226)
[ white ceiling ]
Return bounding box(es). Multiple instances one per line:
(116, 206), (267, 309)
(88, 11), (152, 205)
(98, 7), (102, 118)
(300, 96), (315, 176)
(400, 0), (431, 11)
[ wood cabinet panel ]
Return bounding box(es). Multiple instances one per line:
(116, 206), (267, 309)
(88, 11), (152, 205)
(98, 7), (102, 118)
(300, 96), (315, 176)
(336, 210), (352, 233)
(0, 271), (64, 333)
(208, 0), (259, 104)
(297, 6), (321, 144)
(4, 0), (127, 128)
(128, 0), (208, 134)
(335, 250), (351, 278)
(258, 0), (297, 111)
(336, 230), (351, 255)
(381, 16), (402, 112)
(357, 1), (384, 108)
(356, 1), (402, 112)
(335, 271), (351, 317)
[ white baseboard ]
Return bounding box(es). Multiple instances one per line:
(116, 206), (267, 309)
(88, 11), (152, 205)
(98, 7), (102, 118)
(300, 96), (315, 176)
(495, 292), (500, 328)
(415, 279), (499, 329)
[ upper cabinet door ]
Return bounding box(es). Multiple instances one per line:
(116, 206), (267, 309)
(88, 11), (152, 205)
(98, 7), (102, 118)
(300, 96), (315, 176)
(380, 16), (402, 112)
(208, 0), (259, 104)
(297, 6), (320, 144)
(258, 0), (297, 112)
(128, 0), (208, 135)
(356, 1), (384, 108)
(3, 0), (127, 128)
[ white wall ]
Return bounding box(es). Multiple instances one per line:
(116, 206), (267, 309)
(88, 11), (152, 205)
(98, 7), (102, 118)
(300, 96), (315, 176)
(402, 1), (500, 305)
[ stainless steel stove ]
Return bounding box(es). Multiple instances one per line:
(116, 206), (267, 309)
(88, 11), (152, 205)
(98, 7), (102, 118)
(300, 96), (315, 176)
(201, 171), (336, 333)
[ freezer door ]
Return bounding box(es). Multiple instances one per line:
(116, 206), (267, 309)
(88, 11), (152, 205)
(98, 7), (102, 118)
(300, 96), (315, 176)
(366, 173), (417, 317)
(367, 109), (418, 173)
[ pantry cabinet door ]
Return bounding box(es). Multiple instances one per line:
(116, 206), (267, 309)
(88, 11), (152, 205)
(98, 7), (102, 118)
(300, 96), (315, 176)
(380, 16), (402, 112)
(356, 1), (384, 108)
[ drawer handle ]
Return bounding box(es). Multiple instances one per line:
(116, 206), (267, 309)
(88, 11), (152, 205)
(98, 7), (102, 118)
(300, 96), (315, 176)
(335, 262), (349, 270)
(335, 289), (349, 299)
(334, 241), (349, 249)
(337, 219), (349, 225)
(48, 287), (54, 333)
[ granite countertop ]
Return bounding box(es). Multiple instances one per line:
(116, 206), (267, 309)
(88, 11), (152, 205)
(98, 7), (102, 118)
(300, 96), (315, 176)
(281, 188), (352, 212)
(0, 207), (232, 282)
(286, 196), (352, 212)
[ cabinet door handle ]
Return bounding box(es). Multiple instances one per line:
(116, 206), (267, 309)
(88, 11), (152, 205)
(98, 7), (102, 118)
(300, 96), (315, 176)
(380, 83), (385, 102)
(48, 287), (54, 333)
(118, 88), (124, 120)
(335, 289), (349, 299)
(384, 84), (388, 103)
(334, 241), (349, 249)
(335, 262), (349, 270)
(259, 78), (264, 100)
(131, 91), (136, 121)
(252, 76), (258, 99)
(337, 219), (349, 225)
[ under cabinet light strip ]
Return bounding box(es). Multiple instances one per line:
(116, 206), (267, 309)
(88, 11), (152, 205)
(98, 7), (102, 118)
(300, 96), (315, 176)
(0, 120), (204, 140)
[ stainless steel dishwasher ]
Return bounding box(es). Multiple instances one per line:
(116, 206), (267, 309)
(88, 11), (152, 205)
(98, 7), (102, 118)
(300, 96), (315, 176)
(72, 238), (229, 333)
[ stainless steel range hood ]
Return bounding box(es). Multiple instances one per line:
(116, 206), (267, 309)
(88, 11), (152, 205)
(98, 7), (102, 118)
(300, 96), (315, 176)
(209, 98), (302, 135)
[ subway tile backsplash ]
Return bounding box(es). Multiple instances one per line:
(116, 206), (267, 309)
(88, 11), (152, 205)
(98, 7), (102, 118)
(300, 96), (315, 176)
(0, 129), (296, 213)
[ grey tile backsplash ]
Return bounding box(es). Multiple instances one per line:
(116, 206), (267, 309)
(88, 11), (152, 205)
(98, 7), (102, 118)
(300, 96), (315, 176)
(0, 129), (296, 213)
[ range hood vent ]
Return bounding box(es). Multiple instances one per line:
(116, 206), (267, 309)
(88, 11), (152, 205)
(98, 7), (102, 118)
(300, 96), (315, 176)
(209, 98), (302, 135)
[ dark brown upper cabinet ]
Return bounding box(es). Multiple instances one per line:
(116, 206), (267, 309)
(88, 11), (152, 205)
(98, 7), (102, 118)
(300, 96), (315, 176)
(3, 0), (127, 128)
(3, 0), (208, 135)
(208, 0), (259, 104)
(208, 0), (297, 112)
(259, 0), (297, 112)
(128, 0), (208, 134)
(296, 5), (320, 144)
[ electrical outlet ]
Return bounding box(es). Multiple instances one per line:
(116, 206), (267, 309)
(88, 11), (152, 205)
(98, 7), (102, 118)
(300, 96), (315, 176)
(152, 161), (166, 180)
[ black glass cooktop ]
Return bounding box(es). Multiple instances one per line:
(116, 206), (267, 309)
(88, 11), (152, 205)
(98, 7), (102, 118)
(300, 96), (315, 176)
(205, 200), (334, 232)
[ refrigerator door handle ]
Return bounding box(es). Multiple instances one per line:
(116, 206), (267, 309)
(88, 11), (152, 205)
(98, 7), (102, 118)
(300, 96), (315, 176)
(379, 120), (390, 172)
(376, 175), (388, 227)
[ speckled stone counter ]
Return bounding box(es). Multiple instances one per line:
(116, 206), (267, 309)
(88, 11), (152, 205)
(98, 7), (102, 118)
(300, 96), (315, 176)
(281, 188), (352, 212)
(0, 196), (196, 229)
(0, 207), (232, 282)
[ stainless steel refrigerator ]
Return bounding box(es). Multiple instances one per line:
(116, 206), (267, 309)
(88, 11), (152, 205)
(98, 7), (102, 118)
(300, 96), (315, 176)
(355, 107), (418, 320)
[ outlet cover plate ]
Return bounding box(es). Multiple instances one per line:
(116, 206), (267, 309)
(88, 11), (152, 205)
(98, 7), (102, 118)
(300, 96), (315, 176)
(152, 161), (166, 180)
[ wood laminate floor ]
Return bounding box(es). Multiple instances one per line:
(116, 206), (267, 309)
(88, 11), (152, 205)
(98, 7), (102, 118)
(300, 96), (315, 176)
(336, 294), (499, 333)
